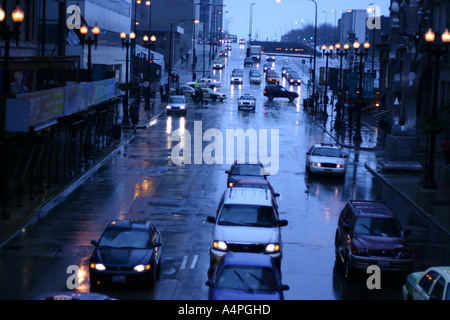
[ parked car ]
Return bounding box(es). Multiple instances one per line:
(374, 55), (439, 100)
(177, 85), (195, 98)
(402, 266), (450, 300)
(238, 94), (256, 111)
(206, 188), (288, 274)
(263, 84), (298, 102)
(165, 95), (187, 115)
(206, 252), (289, 300)
(201, 87), (227, 102)
(225, 160), (269, 187)
(186, 77), (221, 89)
(89, 219), (162, 287)
(305, 143), (347, 176)
(335, 200), (413, 278)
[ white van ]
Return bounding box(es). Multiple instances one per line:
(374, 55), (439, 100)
(207, 187), (288, 274)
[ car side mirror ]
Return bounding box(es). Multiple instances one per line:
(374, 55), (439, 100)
(91, 240), (98, 247)
(225, 170), (230, 174)
(343, 154), (348, 158)
(205, 280), (214, 287)
(207, 216), (216, 223)
(343, 224), (350, 233)
(278, 219), (288, 227)
(404, 229), (411, 237)
(281, 285), (290, 291)
(306, 152), (310, 155)
(154, 242), (162, 248)
(274, 193), (280, 197)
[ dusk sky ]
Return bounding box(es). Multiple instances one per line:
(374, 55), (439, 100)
(223, 0), (390, 41)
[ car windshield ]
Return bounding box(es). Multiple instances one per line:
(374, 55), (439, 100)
(98, 228), (151, 249)
(230, 164), (264, 175)
(216, 266), (279, 292)
(353, 217), (403, 237)
(312, 147), (342, 157)
(169, 97), (185, 103)
(218, 204), (277, 227)
(240, 96), (254, 100)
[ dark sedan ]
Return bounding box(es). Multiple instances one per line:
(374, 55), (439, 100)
(206, 252), (289, 300)
(89, 219), (162, 287)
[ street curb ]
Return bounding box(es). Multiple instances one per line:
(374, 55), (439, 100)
(364, 161), (450, 238)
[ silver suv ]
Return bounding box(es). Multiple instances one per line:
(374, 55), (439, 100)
(207, 187), (288, 276)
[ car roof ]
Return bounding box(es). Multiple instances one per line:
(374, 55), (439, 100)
(223, 187), (273, 206)
(349, 200), (397, 218)
(221, 252), (274, 268)
(235, 178), (270, 185)
(107, 219), (153, 230)
(312, 143), (340, 149)
(428, 267), (450, 282)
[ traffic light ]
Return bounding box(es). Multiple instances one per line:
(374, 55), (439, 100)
(149, 53), (154, 63)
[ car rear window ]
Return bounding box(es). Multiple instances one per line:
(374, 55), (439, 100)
(218, 205), (277, 227)
(217, 266), (278, 291)
(231, 164), (264, 175)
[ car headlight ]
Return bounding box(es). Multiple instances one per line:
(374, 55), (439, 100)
(212, 240), (228, 251)
(265, 243), (280, 253)
(336, 164), (346, 168)
(180, 105), (186, 109)
(311, 162), (321, 167)
(90, 263), (106, 271)
(351, 247), (369, 256)
(134, 264), (151, 272)
(166, 105), (172, 109)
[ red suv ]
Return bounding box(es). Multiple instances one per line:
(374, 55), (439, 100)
(335, 200), (413, 278)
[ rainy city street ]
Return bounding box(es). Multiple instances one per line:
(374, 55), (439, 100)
(1, 42), (448, 301)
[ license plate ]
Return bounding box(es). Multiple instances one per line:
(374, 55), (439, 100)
(325, 169), (332, 173)
(112, 275), (125, 283)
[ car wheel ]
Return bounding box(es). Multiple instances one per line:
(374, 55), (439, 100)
(289, 97), (294, 102)
(212, 96), (217, 102)
(220, 98), (224, 102)
(268, 95), (274, 101)
(210, 85), (215, 89)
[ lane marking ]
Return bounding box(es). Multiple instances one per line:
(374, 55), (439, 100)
(180, 255), (188, 270)
(190, 254), (199, 269)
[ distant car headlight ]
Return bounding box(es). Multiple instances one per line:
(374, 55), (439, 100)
(134, 264), (151, 272)
(166, 105), (172, 109)
(265, 243), (280, 253)
(311, 162), (321, 167)
(90, 263), (106, 271)
(180, 105), (186, 109)
(213, 240), (228, 251)
(336, 164), (346, 168)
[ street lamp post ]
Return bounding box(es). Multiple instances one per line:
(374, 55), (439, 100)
(79, 22), (100, 81)
(335, 42), (349, 125)
(322, 44), (334, 117)
(143, 34), (156, 114)
(352, 40), (370, 142)
(0, 5), (25, 94)
(120, 30), (136, 125)
(422, 28), (450, 190)
(249, 3), (256, 42)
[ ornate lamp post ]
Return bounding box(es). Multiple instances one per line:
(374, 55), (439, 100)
(352, 40), (370, 142)
(79, 22), (100, 81)
(120, 30), (136, 125)
(0, 5), (24, 94)
(322, 44), (334, 117)
(422, 28), (450, 189)
(143, 34), (156, 114)
(335, 42), (349, 125)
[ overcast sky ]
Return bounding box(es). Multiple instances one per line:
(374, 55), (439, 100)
(223, 0), (390, 41)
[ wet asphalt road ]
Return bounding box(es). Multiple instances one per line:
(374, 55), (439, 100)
(0, 43), (448, 300)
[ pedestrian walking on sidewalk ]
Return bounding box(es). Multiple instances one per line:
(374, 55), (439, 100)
(441, 138), (450, 168)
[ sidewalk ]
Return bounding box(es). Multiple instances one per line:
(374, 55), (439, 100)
(304, 104), (450, 239)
